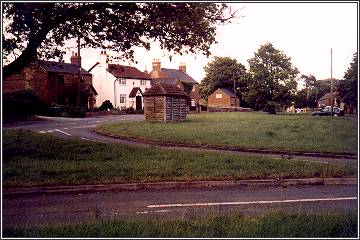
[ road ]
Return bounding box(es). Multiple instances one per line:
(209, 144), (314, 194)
(3, 185), (357, 227)
(3, 114), (357, 166)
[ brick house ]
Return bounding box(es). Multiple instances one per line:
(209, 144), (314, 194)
(89, 51), (152, 110)
(3, 53), (97, 110)
(318, 92), (340, 107)
(207, 88), (240, 108)
(149, 59), (202, 112)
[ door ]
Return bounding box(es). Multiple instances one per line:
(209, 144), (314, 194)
(136, 96), (142, 110)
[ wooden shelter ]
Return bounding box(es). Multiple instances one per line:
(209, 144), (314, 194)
(143, 83), (188, 122)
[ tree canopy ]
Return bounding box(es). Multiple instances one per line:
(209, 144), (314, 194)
(3, 2), (237, 78)
(199, 56), (247, 99)
(244, 43), (299, 111)
(338, 52), (357, 109)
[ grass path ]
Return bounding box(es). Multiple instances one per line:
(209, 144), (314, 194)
(3, 129), (355, 187)
(96, 112), (357, 154)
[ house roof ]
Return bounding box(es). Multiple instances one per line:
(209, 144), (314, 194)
(151, 78), (179, 86)
(216, 88), (237, 98)
(143, 83), (188, 97)
(107, 64), (151, 80)
(129, 87), (142, 98)
(319, 92), (338, 100)
(160, 68), (198, 84)
(37, 60), (91, 75)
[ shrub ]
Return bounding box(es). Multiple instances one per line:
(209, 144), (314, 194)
(99, 100), (113, 111)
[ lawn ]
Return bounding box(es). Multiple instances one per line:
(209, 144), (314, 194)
(3, 212), (357, 238)
(2, 129), (355, 187)
(96, 112), (358, 154)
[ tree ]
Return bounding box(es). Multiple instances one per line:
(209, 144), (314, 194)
(338, 52), (357, 111)
(199, 56), (247, 100)
(3, 3), (237, 78)
(300, 74), (317, 107)
(244, 43), (299, 112)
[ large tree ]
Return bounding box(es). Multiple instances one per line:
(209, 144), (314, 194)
(244, 43), (299, 111)
(3, 3), (237, 78)
(338, 52), (357, 110)
(199, 56), (247, 100)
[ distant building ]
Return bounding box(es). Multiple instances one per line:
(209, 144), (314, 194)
(3, 53), (97, 110)
(149, 59), (203, 112)
(207, 88), (240, 108)
(318, 92), (340, 107)
(89, 51), (152, 110)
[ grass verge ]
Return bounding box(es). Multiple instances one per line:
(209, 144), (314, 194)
(3, 129), (355, 187)
(96, 112), (357, 154)
(3, 212), (357, 238)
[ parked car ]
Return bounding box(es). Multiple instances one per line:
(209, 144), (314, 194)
(312, 106), (345, 116)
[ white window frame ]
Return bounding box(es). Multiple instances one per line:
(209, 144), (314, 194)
(117, 78), (126, 85)
(119, 94), (126, 104)
(191, 100), (196, 107)
(216, 94), (222, 99)
(140, 80), (146, 86)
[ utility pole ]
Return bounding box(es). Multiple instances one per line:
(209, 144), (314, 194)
(330, 48), (333, 116)
(77, 35), (82, 116)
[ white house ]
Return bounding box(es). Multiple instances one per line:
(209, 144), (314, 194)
(89, 51), (152, 110)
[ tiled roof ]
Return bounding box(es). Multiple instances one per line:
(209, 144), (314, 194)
(160, 68), (198, 84)
(218, 88), (237, 98)
(108, 64), (151, 80)
(143, 83), (188, 97)
(151, 78), (179, 86)
(37, 60), (91, 75)
(129, 87), (142, 98)
(319, 92), (338, 100)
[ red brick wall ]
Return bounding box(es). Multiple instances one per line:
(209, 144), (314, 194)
(208, 89), (232, 107)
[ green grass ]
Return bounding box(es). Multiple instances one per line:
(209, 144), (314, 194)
(96, 112), (358, 154)
(3, 129), (355, 187)
(3, 212), (357, 238)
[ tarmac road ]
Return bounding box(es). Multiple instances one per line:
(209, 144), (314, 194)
(3, 185), (357, 227)
(2, 114), (357, 166)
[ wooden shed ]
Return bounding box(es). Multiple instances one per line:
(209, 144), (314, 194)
(143, 83), (188, 122)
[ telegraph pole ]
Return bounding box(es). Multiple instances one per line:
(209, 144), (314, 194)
(77, 35), (82, 116)
(330, 48), (333, 116)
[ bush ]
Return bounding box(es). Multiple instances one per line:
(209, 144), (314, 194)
(126, 107), (144, 114)
(99, 100), (113, 111)
(3, 90), (50, 118)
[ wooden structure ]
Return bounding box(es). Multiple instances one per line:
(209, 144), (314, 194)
(143, 83), (188, 122)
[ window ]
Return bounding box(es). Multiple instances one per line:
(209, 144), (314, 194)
(191, 100), (196, 107)
(117, 78), (126, 85)
(192, 85), (196, 92)
(119, 94), (126, 104)
(140, 80), (146, 86)
(216, 94), (222, 99)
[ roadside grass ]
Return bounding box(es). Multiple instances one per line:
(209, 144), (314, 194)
(3, 129), (355, 187)
(96, 112), (357, 154)
(3, 212), (357, 238)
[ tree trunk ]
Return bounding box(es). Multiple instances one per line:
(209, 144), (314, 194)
(3, 28), (50, 79)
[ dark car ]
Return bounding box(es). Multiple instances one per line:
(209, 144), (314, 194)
(312, 106), (345, 116)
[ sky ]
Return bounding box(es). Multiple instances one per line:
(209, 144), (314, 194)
(62, 2), (357, 87)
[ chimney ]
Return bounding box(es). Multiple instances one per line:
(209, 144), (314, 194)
(70, 51), (81, 66)
(179, 62), (186, 73)
(99, 50), (109, 65)
(152, 58), (161, 71)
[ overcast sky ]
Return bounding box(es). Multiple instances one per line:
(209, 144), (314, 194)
(64, 2), (357, 86)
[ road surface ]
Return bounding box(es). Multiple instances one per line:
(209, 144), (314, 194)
(3, 185), (357, 227)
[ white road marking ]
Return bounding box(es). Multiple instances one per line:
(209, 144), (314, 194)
(38, 131), (46, 134)
(54, 129), (72, 136)
(155, 210), (172, 213)
(136, 211), (149, 214)
(147, 197), (357, 208)
(72, 125), (97, 129)
(47, 130), (54, 133)
(63, 128), (68, 130)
